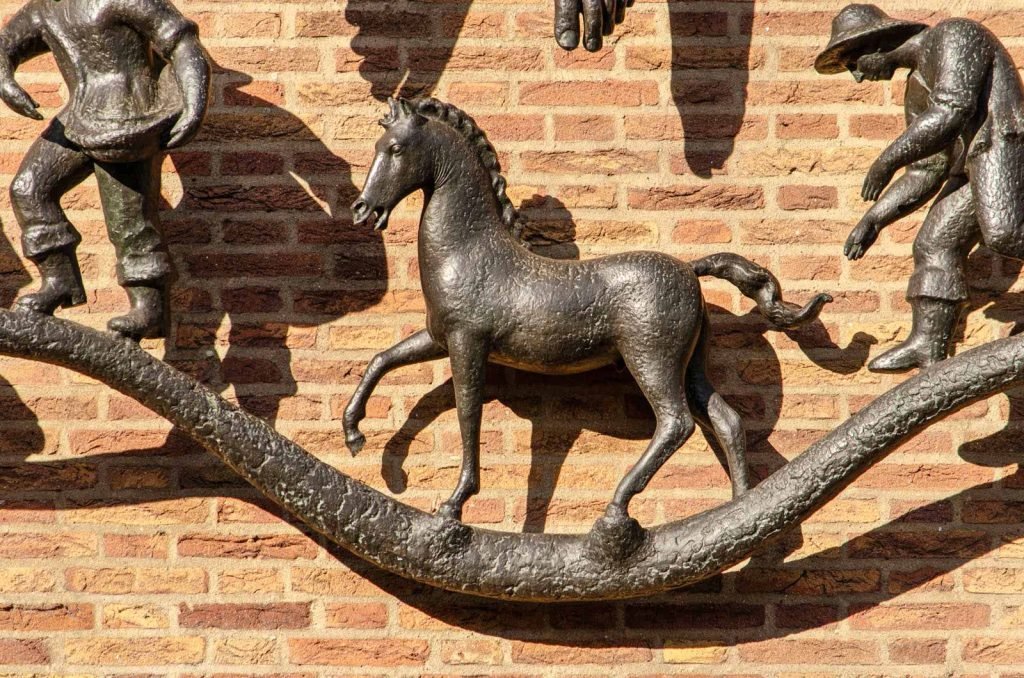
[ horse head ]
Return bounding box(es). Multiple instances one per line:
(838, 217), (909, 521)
(351, 97), (432, 231)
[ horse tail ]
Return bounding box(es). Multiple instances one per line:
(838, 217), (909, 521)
(691, 252), (832, 329)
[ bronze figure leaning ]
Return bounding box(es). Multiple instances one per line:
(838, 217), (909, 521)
(345, 97), (832, 528)
(818, 4), (1024, 372)
(0, 0), (211, 340)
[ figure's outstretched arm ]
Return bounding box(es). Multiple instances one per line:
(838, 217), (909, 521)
(862, 105), (968, 201)
(863, 23), (992, 201)
(0, 5), (46, 120)
(846, 154), (950, 260)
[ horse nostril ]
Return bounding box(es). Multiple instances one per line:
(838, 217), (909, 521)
(351, 199), (368, 215)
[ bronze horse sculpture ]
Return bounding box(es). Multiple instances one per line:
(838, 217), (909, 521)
(346, 97), (832, 529)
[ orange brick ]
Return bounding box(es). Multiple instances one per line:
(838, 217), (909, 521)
(288, 638), (430, 665)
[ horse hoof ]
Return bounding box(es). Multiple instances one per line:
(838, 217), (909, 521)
(345, 431), (366, 456)
(587, 511), (646, 560)
(436, 501), (463, 522)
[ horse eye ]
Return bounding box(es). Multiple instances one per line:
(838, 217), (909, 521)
(390, 144), (403, 156)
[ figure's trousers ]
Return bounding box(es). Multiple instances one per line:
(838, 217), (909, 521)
(9, 122), (171, 286)
(908, 177), (979, 303)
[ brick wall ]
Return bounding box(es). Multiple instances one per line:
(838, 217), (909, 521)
(0, 0), (1022, 673)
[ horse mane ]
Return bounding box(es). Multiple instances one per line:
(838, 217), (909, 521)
(400, 97), (525, 239)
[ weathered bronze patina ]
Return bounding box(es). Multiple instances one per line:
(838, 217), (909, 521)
(818, 4), (1024, 372)
(1, 294), (1022, 600)
(346, 97), (832, 535)
(0, 0), (211, 339)
(554, 0), (633, 51)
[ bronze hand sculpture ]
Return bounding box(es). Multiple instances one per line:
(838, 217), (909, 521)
(817, 4), (1024, 372)
(346, 97), (831, 528)
(554, 0), (633, 52)
(0, 0), (211, 340)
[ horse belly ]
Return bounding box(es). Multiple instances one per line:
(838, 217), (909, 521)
(488, 326), (620, 375)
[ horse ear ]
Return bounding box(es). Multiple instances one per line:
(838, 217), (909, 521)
(379, 97), (400, 128)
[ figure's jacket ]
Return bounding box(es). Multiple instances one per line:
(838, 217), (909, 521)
(0, 0), (199, 161)
(911, 18), (1024, 174)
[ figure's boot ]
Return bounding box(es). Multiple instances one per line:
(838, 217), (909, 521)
(107, 284), (168, 341)
(868, 297), (963, 372)
(14, 247), (87, 314)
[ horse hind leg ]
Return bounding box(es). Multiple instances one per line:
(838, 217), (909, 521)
(686, 314), (749, 497)
(607, 346), (696, 522)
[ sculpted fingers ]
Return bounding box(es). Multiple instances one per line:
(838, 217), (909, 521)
(602, 0), (617, 35)
(580, 0), (604, 51)
(554, 0), (582, 50)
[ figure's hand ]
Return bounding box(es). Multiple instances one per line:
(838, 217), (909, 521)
(165, 107), (203, 149)
(844, 216), (880, 261)
(862, 158), (896, 201)
(0, 81), (41, 120)
(555, 0), (633, 52)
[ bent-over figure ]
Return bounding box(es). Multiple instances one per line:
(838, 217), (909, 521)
(344, 97), (832, 529)
(0, 0), (211, 339)
(817, 4), (1024, 372)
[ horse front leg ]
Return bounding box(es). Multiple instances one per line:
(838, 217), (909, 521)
(344, 329), (446, 454)
(438, 330), (489, 521)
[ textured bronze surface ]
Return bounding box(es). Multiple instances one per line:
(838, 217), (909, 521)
(0, 307), (1020, 600)
(0, 0), (211, 340)
(553, 0), (633, 52)
(819, 5), (1024, 372)
(347, 97), (831, 535)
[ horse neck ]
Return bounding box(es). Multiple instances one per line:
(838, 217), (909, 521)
(419, 148), (515, 258)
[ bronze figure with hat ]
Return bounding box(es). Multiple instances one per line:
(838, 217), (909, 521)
(817, 4), (1024, 372)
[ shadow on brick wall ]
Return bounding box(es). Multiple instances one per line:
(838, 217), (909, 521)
(346, 0), (755, 178)
(347, 0), (473, 101)
(163, 65), (387, 426)
(0, 220), (50, 463)
(960, 253), (1024, 461)
(317, 471), (1007, 650)
(670, 0), (754, 178)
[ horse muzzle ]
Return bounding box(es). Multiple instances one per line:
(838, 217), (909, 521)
(351, 199), (390, 231)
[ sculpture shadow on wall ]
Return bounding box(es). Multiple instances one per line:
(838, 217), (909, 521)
(959, 252), (1024, 462)
(162, 65), (387, 426)
(346, 0), (754, 179)
(313, 469), (1011, 647)
(0, 228), (46, 464)
(346, 0), (473, 102)
(669, 0), (755, 178)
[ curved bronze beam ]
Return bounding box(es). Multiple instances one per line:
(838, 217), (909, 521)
(0, 308), (1020, 601)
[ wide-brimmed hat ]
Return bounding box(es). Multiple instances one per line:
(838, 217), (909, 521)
(814, 4), (927, 74)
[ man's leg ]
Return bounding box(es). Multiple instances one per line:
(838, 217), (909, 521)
(870, 178), (978, 372)
(10, 127), (93, 313)
(94, 155), (172, 340)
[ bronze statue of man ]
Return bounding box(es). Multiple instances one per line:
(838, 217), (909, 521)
(0, 0), (210, 339)
(816, 4), (1024, 372)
